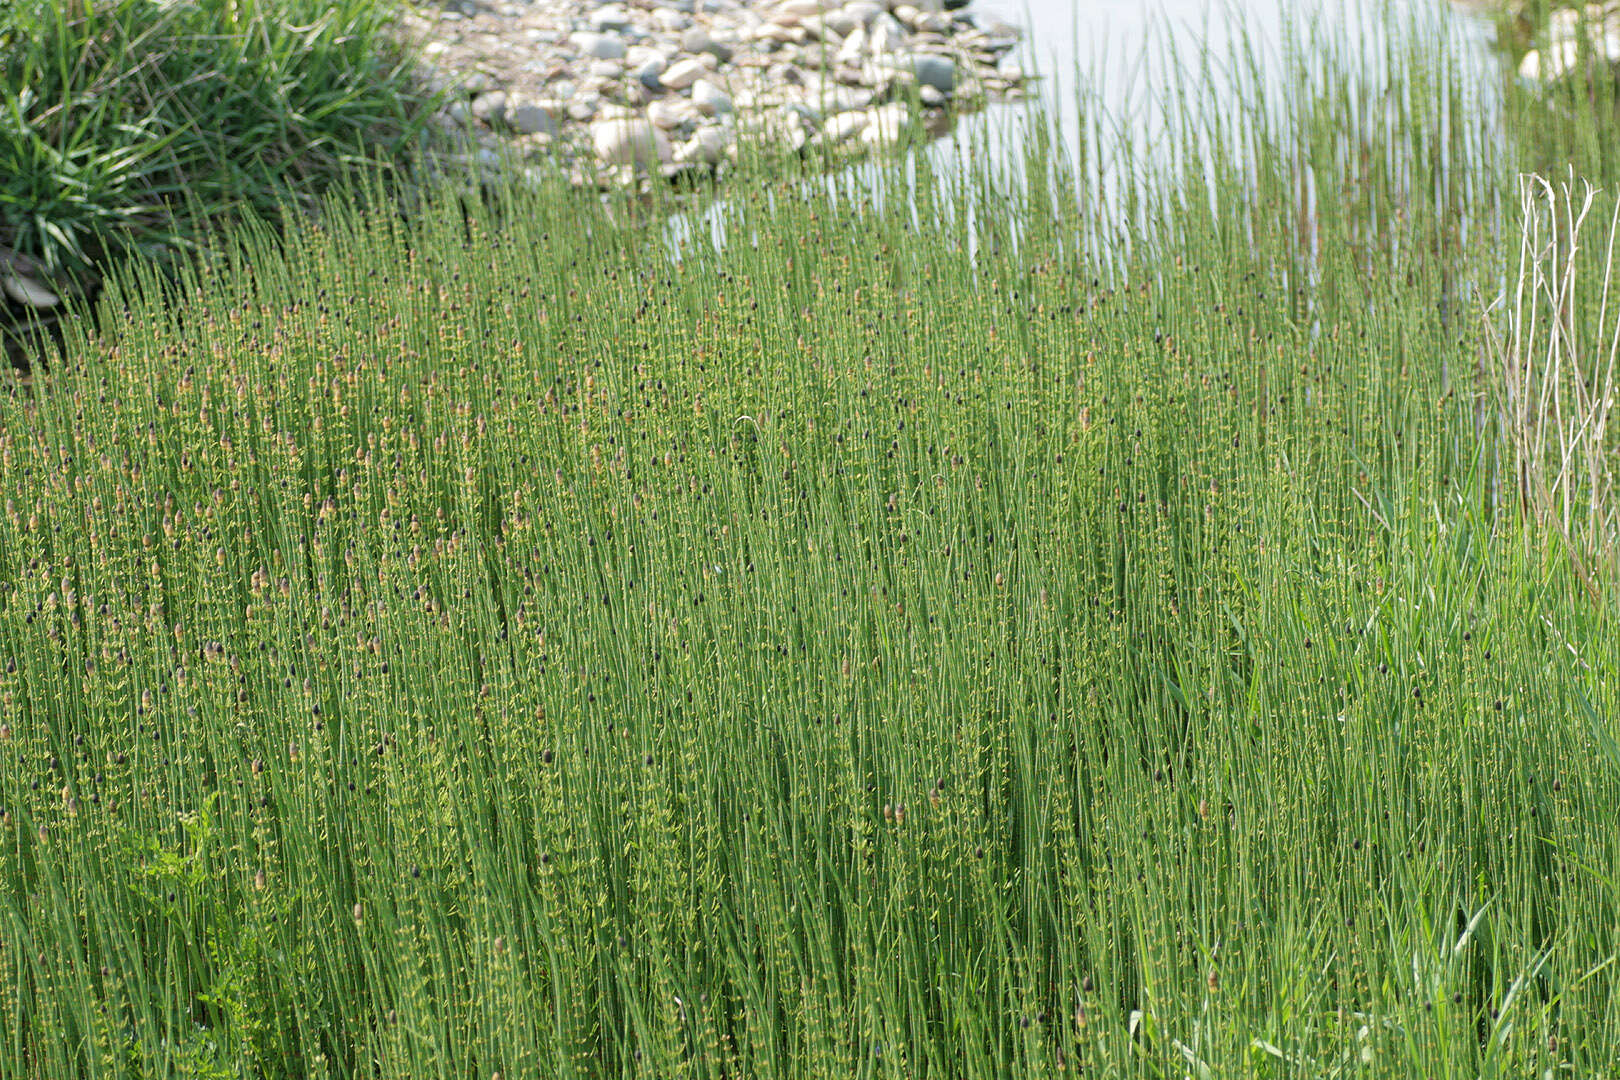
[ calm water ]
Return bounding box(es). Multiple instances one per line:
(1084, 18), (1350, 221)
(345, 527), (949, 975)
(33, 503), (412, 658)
(665, 0), (1502, 255)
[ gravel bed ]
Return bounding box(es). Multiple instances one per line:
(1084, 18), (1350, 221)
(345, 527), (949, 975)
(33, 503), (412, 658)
(393, 0), (1029, 188)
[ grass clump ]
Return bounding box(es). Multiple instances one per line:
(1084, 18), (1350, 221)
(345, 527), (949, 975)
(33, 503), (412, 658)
(0, 0), (441, 367)
(1, 5), (1619, 1079)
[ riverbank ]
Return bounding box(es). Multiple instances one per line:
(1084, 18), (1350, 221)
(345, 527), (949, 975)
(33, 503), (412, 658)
(393, 0), (1030, 190)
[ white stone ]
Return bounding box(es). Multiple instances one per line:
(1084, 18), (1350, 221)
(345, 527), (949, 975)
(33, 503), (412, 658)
(590, 5), (633, 32)
(1, 274), (58, 309)
(842, 1), (883, 25)
(682, 25), (717, 54)
(835, 24), (867, 63)
(800, 14), (844, 41)
(571, 31), (627, 60)
(816, 84), (872, 111)
(754, 22), (800, 42)
(661, 57), (709, 89)
(470, 90), (509, 124)
(823, 8), (859, 34)
(819, 110), (868, 143)
(592, 117), (672, 166)
(868, 13), (905, 51)
(647, 97), (702, 129)
(777, 0), (828, 17)
(787, 100), (823, 126)
(675, 124), (733, 164)
(861, 102), (909, 146)
(691, 78), (733, 115)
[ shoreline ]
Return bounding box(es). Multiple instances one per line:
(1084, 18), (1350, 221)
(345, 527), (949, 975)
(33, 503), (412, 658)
(390, 0), (1031, 190)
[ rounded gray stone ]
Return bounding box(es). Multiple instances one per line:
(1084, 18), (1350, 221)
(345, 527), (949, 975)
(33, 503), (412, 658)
(470, 90), (509, 124)
(911, 53), (955, 93)
(510, 101), (559, 135)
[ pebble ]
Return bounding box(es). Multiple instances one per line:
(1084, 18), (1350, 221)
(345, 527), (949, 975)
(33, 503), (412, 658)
(661, 56), (711, 89)
(910, 53), (955, 93)
(819, 109), (868, 144)
(778, 0), (828, 18)
(692, 78), (734, 115)
(648, 97), (702, 130)
(675, 124), (734, 163)
(1, 273), (58, 310)
(570, 31), (627, 60)
(835, 24), (867, 63)
(682, 24), (717, 53)
(509, 98), (559, 135)
(592, 116), (671, 166)
(632, 53), (669, 90)
(589, 4), (632, 31)
(800, 14), (842, 42)
(843, 1), (882, 24)
(862, 101), (909, 146)
(682, 24), (732, 60)
(470, 90), (509, 124)
(868, 13), (905, 51)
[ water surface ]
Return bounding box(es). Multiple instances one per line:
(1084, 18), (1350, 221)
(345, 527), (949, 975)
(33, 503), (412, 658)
(666, 0), (1503, 257)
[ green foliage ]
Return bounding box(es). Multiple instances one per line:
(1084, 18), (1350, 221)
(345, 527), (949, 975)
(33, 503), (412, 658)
(0, 6), (1618, 1079)
(0, 0), (441, 362)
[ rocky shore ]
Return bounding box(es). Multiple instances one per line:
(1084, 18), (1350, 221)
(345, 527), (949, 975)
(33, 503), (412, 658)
(393, 0), (1029, 188)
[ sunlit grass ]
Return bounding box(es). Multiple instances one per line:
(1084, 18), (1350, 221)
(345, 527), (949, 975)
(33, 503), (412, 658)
(1, 6), (1619, 1078)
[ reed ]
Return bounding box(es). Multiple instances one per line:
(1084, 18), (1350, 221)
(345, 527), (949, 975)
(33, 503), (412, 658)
(1484, 174), (1620, 592)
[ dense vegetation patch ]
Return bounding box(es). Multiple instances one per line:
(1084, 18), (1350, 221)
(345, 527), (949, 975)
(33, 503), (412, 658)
(0, 0), (441, 368)
(2, 8), (1620, 1080)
